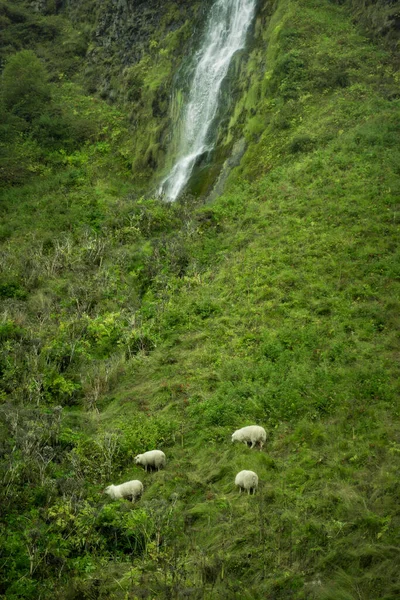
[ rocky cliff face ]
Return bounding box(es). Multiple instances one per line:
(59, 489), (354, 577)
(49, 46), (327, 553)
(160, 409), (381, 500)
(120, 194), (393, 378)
(21, 0), (400, 193)
(63, 0), (212, 183)
(28, 0), (207, 96)
(76, 0), (268, 196)
(330, 0), (400, 56)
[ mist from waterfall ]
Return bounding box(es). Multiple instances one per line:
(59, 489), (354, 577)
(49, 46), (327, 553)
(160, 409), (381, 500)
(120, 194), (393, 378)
(159, 0), (256, 202)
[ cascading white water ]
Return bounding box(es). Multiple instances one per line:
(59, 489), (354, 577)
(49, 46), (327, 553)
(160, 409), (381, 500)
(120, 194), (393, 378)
(159, 0), (256, 202)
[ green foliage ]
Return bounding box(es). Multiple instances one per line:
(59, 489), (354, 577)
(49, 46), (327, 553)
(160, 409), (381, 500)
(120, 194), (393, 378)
(95, 505), (154, 555)
(0, 319), (24, 341)
(0, 280), (27, 300)
(117, 415), (178, 461)
(1, 50), (51, 121)
(0, 0), (400, 598)
(332, 0), (400, 51)
(85, 312), (125, 359)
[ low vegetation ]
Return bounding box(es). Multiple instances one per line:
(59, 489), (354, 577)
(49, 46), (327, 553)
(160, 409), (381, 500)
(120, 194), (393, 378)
(1, 0), (399, 598)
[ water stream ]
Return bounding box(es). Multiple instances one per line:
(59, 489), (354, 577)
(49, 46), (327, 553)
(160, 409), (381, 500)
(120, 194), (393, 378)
(159, 0), (256, 202)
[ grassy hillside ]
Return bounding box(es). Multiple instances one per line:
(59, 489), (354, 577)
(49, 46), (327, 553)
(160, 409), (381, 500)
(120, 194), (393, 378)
(1, 0), (400, 598)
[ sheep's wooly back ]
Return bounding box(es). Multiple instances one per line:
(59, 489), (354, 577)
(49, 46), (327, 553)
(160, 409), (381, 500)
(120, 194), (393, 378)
(235, 470), (259, 492)
(105, 480), (143, 501)
(135, 450), (166, 470)
(232, 425), (266, 444)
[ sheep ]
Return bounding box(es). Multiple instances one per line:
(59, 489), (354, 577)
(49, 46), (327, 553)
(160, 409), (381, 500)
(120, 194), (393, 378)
(235, 470), (259, 495)
(104, 479), (143, 502)
(231, 425), (266, 450)
(134, 449), (166, 472)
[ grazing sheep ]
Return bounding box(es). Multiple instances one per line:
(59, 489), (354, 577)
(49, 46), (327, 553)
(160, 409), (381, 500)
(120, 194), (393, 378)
(231, 425), (266, 450)
(235, 470), (258, 495)
(134, 450), (166, 472)
(104, 480), (143, 502)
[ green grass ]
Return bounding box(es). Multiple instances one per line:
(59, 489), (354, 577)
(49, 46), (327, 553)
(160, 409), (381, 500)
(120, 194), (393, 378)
(1, 0), (400, 598)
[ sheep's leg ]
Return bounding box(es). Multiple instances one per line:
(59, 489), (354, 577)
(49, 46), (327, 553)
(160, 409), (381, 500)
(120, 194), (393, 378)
(250, 440), (256, 449)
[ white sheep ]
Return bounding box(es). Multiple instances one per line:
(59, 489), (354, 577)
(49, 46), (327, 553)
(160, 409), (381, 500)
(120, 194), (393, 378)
(104, 479), (143, 502)
(134, 450), (166, 472)
(231, 425), (266, 449)
(235, 470), (259, 495)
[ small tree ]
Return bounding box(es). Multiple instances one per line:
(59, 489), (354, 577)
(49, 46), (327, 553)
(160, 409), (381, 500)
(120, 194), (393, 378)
(1, 50), (51, 121)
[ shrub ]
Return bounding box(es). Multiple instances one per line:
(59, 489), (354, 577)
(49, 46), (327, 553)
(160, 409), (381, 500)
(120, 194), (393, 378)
(0, 281), (27, 300)
(1, 50), (51, 121)
(289, 133), (316, 154)
(95, 505), (154, 556)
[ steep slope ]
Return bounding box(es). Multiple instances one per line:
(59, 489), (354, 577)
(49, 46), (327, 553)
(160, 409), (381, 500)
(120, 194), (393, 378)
(1, 0), (400, 599)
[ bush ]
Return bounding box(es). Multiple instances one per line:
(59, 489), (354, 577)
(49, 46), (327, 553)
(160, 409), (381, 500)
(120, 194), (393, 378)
(1, 50), (51, 121)
(0, 320), (24, 341)
(289, 133), (316, 154)
(95, 505), (154, 556)
(0, 281), (27, 300)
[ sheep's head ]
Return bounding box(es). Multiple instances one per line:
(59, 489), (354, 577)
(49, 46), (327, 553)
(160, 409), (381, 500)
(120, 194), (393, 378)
(104, 485), (114, 497)
(232, 431), (240, 443)
(134, 455), (141, 464)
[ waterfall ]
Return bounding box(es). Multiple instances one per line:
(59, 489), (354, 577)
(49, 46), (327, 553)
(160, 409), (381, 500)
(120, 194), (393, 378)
(159, 0), (256, 202)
